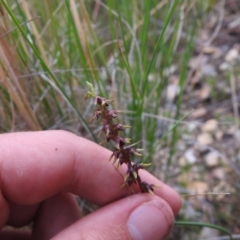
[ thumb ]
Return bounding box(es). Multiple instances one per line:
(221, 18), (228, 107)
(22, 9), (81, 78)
(52, 194), (177, 240)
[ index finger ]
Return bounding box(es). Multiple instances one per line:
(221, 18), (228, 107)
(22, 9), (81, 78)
(0, 130), (181, 213)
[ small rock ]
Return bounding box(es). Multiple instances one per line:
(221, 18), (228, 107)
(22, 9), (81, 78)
(191, 108), (207, 119)
(199, 29), (209, 41)
(228, 126), (237, 134)
(200, 227), (219, 238)
(163, 65), (177, 76)
(187, 121), (199, 132)
(215, 130), (223, 140)
(197, 133), (213, 145)
(228, 16), (240, 28)
(203, 46), (218, 54)
(202, 64), (217, 77)
(188, 181), (209, 195)
(225, 47), (239, 63)
(189, 56), (207, 69)
(201, 119), (218, 132)
(203, 46), (222, 58)
(179, 157), (187, 167)
(205, 151), (220, 167)
(178, 172), (196, 185)
(212, 167), (225, 180)
(148, 73), (157, 82)
(219, 62), (229, 71)
(166, 83), (180, 102)
(198, 84), (211, 100)
(184, 149), (197, 164)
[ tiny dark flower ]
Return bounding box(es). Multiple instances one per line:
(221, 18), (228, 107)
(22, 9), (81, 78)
(141, 182), (155, 195)
(95, 96), (113, 107)
(124, 163), (138, 184)
(115, 136), (130, 149)
(140, 182), (160, 195)
(95, 96), (105, 106)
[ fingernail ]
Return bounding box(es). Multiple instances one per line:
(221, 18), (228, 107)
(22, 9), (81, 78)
(127, 200), (173, 240)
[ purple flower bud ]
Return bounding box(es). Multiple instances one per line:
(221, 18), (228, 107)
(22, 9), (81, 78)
(116, 124), (124, 131)
(108, 110), (117, 118)
(95, 96), (109, 106)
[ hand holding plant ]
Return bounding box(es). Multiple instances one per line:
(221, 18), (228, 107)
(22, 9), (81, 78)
(0, 131), (181, 240)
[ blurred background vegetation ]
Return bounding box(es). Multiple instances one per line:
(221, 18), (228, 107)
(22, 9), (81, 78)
(1, 0), (240, 239)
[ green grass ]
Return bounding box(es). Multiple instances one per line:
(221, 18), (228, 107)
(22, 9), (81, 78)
(0, 0), (233, 239)
(1, 0), (196, 143)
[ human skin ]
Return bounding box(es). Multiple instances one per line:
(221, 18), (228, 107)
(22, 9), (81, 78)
(0, 130), (181, 239)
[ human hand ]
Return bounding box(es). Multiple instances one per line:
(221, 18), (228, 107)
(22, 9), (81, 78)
(0, 130), (181, 240)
